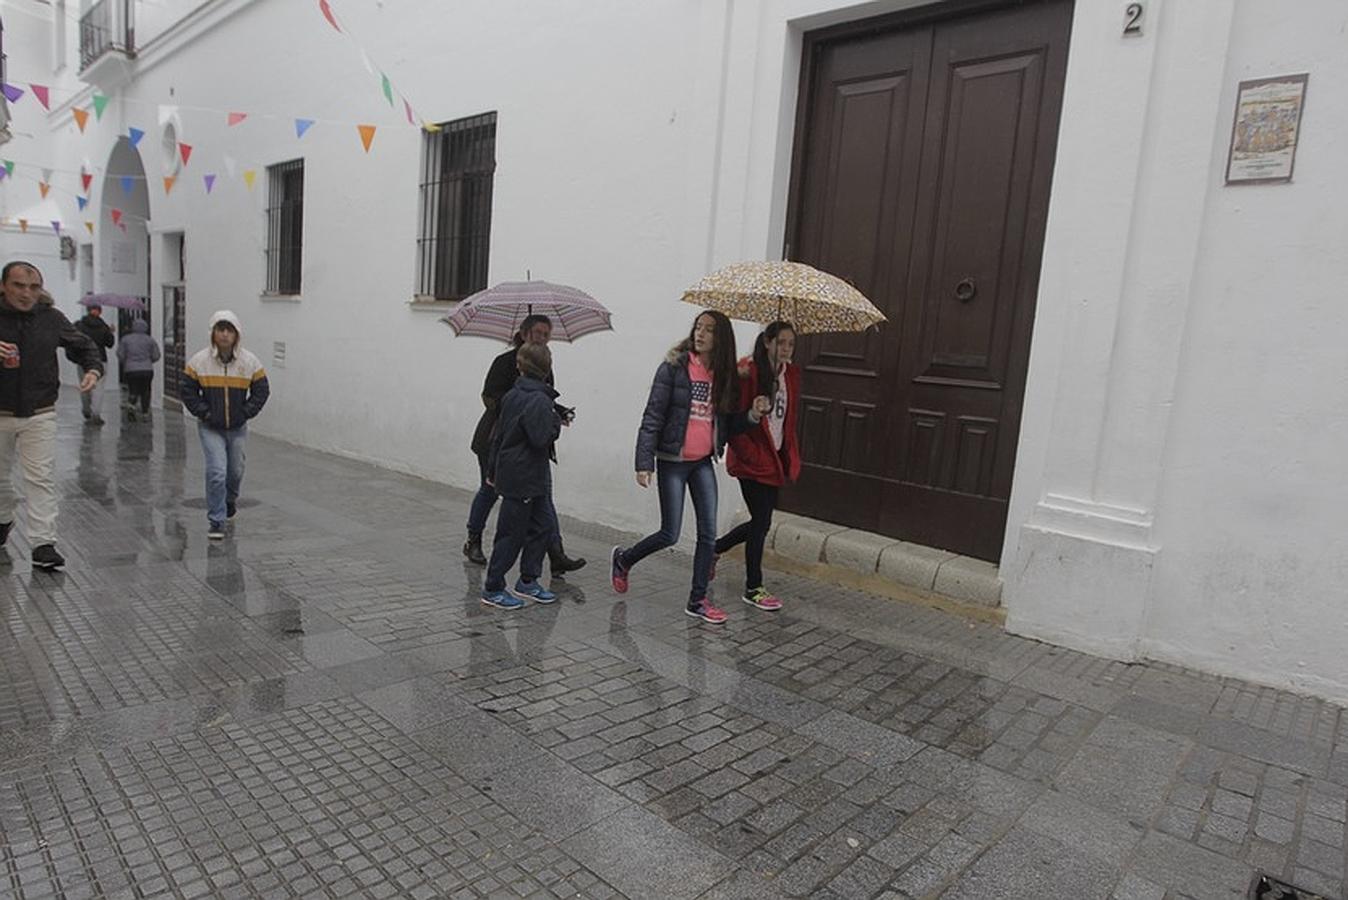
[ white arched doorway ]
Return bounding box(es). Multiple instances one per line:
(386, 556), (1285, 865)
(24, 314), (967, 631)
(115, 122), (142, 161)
(97, 136), (152, 407)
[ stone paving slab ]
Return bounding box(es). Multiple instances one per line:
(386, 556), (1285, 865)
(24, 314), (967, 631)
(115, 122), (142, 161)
(0, 398), (1343, 899)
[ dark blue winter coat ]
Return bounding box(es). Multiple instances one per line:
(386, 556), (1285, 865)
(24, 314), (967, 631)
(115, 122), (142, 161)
(488, 377), (562, 499)
(634, 345), (758, 472)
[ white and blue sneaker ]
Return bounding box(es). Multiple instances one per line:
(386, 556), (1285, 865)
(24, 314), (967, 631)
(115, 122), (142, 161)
(512, 579), (557, 604)
(482, 589), (526, 610)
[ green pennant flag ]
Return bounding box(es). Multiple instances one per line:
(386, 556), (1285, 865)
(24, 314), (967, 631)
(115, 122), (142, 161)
(381, 73), (393, 106)
(92, 93), (109, 120)
(2, 160), (13, 176)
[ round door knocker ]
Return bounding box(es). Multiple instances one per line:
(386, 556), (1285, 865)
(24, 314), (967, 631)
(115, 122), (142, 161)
(955, 277), (977, 303)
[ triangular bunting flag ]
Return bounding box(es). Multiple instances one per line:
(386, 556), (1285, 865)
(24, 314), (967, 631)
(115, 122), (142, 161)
(81, 171), (93, 192)
(243, 170), (257, 190)
(128, 127), (145, 148)
(111, 209), (123, 226)
(39, 183), (51, 199)
(18, 219), (28, 233)
(228, 112), (247, 127)
(92, 93), (109, 120)
(120, 176), (134, 194)
(179, 143), (193, 165)
(295, 118), (314, 139)
(0, 168), (6, 182)
(30, 85), (51, 110)
(1, 83), (23, 104)
(77, 196), (89, 211)
(85, 221), (95, 234)
(358, 124), (377, 153)
(163, 176), (176, 194)
(204, 174), (217, 194)
(381, 74), (394, 106)
(51, 221), (62, 235)
(2, 160), (13, 176)
(73, 108), (90, 132)
(404, 99), (416, 126)
(120, 223), (127, 233)
(319, 0), (341, 32)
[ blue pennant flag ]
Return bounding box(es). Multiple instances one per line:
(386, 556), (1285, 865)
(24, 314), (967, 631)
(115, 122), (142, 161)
(295, 118), (315, 139)
(120, 176), (133, 194)
(128, 127), (145, 148)
(77, 196), (89, 211)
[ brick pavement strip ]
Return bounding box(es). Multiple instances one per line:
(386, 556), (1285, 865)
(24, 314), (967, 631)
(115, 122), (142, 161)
(0, 402), (1344, 898)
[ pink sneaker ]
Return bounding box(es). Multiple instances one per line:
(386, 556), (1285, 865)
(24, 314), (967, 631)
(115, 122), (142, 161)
(685, 598), (728, 624)
(611, 546), (629, 594)
(743, 587), (782, 611)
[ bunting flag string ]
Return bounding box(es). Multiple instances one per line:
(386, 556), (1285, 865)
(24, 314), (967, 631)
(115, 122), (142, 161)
(243, 170), (257, 190)
(204, 174), (217, 194)
(2, 84), (25, 104)
(227, 112), (248, 127)
(179, 143), (194, 166)
(72, 107), (90, 132)
(318, 0), (341, 32)
(358, 124), (377, 153)
(92, 94), (109, 120)
(77, 196), (89, 211)
(30, 84), (51, 111)
(81, 171), (93, 192)
(295, 118), (315, 139)
(163, 176), (176, 195)
(381, 74), (394, 106)
(128, 127), (145, 148)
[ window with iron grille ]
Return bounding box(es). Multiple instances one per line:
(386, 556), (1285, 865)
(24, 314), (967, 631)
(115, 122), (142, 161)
(417, 112), (496, 301)
(265, 159), (304, 295)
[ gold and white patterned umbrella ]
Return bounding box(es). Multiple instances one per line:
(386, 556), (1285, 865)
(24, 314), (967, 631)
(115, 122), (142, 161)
(680, 260), (886, 334)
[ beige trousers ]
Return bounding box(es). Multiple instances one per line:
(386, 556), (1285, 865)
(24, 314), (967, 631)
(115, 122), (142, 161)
(0, 412), (59, 545)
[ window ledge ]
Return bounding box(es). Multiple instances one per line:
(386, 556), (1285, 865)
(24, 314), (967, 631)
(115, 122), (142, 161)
(408, 296), (460, 312)
(261, 293), (302, 303)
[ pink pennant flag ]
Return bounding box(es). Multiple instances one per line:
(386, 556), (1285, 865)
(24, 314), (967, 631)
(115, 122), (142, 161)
(318, 0), (341, 31)
(404, 98), (415, 126)
(228, 112), (248, 127)
(81, 171), (93, 192)
(179, 143), (193, 166)
(111, 209), (123, 226)
(30, 84), (51, 111)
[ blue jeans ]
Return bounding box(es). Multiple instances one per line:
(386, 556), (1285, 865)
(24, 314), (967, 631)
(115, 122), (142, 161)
(622, 457), (718, 605)
(198, 422), (246, 527)
(466, 454), (498, 537)
(485, 496), (556, 591)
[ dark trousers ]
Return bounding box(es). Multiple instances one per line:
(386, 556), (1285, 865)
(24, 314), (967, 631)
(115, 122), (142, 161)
(621, 457), (717, 606)
(468, 452), (565, 552)
(714, 479), (779, 591)
(485, 495), (556, 592)
(124, 372), (153, 413)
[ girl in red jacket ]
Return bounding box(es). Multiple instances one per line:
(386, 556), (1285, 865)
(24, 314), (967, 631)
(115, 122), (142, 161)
(714, 321), (800, 610)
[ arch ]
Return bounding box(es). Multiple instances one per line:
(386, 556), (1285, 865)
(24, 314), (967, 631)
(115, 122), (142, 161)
(97, 136), (151, 300)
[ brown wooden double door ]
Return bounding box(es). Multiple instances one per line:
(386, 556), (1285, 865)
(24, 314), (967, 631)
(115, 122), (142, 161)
(780, 0), (1073, 562)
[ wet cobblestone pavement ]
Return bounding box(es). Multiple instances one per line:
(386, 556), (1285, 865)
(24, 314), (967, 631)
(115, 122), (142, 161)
(1, 398), (1345, 899)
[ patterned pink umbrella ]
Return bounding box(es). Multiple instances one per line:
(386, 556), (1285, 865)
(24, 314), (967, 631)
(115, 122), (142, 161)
(440, 281), (613, 343)
(80, 293), (146, 311)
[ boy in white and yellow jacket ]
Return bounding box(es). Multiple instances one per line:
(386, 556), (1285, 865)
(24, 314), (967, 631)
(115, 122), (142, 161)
(182, 311), (269, 538)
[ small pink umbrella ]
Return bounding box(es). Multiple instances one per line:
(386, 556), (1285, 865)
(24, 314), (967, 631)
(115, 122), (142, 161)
(440, 280), (613, 344)
(81, 293), (146, 311)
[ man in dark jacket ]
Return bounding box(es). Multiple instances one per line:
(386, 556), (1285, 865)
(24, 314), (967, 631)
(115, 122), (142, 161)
(0, 261), (105, 569)
(463, 314), (585, 576)
(74, 301), (114, 424)
(481, 344), (563, 610)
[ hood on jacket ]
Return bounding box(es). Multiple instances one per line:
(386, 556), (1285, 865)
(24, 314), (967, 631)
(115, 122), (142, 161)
(131, 319), (150, 334)
(665, 340), (691, 366)
(209, 309), (243, 361)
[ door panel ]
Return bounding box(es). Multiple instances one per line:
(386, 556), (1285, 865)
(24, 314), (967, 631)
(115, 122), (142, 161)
(782, 0), (1073, 561)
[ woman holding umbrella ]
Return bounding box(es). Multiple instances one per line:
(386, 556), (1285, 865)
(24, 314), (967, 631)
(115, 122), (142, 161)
(610, 310), (770, 624)
(712, 321), (799, 610)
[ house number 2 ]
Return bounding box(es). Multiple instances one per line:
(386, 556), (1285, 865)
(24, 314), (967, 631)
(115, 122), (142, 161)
(1123, 2), (1144, 36)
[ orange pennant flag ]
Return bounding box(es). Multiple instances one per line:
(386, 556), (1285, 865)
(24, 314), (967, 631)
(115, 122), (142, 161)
(85, 221), (95, 234)
(73, 107), (90, 132)
(18, 219), (28, 233)
(39, 183), (51, 199)
(163, 176), (176, 194)
(358, 124), (377, 153)
(243, 170), (257, 190)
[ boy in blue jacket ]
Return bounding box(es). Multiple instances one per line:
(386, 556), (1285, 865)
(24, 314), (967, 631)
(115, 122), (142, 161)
(482, 343), (563, 609)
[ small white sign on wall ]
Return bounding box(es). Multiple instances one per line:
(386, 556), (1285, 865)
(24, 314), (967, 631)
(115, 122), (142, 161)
(110, 241), (137, 274)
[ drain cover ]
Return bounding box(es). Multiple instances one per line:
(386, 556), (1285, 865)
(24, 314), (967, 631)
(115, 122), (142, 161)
(1249, 872), (1340, 900)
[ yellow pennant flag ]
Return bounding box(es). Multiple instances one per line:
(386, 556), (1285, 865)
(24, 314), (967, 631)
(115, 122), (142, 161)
(358, 124), (377, 153)
(85, 221), (95, 234)
(243, 170), (257, 190)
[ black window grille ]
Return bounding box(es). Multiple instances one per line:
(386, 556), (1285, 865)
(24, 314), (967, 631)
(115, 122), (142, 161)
(266, 159), (304, 295)
(417, 112), (496, 301)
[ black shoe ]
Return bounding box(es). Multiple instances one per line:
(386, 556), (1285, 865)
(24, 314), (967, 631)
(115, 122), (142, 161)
(0, 521), (11, 547)
(208, 523), (226, 541)
(463, 534), (487, 566)
(227, 500), (237, 519)
(91, 416), (105, 426)
(548, 542), (587, 577)
(31, 544), (65, 570)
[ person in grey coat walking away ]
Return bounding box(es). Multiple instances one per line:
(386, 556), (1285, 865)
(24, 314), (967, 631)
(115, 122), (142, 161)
(117, 319), (160, 418)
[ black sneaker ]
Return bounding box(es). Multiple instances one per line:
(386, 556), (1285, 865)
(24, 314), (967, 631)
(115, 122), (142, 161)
(0, 521), (11, 547)
(208, 523), (226, 541)
(31, 544), (65, 570)
(227, 500), (237, 519)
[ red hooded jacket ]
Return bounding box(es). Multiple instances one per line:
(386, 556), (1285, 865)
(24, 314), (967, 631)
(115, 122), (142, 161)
(725, 357), (802, 486)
